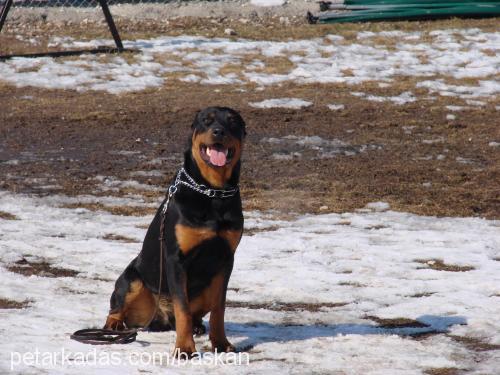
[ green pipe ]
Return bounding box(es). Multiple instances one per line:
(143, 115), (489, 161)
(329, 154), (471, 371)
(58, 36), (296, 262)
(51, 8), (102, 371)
(318, 5), (500, 22)
(345, 0), (500, 4)
(332, 2), (500, 10)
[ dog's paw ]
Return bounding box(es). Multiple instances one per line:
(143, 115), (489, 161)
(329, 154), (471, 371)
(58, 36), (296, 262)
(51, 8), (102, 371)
(211, 339), (236, 353)
(173, 339), (197, 359)
(103, 316), (125, 331)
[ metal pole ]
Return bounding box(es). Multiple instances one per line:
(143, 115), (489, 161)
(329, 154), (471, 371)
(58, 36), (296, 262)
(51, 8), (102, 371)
(0, 0), (14, 34)
(97, 0), (124, 51)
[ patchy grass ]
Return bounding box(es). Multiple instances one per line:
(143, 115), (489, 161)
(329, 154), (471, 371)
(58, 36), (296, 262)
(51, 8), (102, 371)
(7, 258), (79, 278)
(338, 281), (366, 288)
(102, 233), (140, 243)
(3, 17), (499, 50)
(0, 21), (499, 220)
(365, 316), (429, 329)
(244, 225), (282, 236)
(226, 301), (348, 312)
(425, 368), (460, 375)
(415, 259), (475, 272)
(0, 298), (30, 309)
(409, 292), (435, 298)
(448, 335), (500, 352)
(0, 211), (18, 220)
(364, 224), (388, 230)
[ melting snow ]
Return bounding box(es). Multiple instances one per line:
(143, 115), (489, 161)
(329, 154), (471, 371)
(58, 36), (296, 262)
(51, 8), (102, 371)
(0, 29), (498, 100)
(250, 0), (285, 6)
(249, 98), (312, 109)
(261, 135), (379, 159)
(0, 191), (499, 373)
(352, 91), (417, 105)
(327, 104), (345, 111)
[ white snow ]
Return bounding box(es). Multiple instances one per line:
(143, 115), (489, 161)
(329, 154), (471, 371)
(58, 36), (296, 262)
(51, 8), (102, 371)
(0, 29), (498, 100)
(249, 98), (312, 109)
(446, 105), (467, 111)
(327, 104), (345, 111)
(352, 91), (417, 105)
(261, 135), (379, 159)
(250, 0), (285, 6)
(1, 191), (499, 373)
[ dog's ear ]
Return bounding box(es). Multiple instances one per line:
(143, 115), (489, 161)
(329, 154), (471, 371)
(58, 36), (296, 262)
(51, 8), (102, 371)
(227, 110), (247, 138)
(191, 110), (202, 130)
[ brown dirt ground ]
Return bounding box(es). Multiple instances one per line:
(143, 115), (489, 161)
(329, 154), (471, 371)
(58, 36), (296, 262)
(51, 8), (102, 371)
(0, 19), (499, 219)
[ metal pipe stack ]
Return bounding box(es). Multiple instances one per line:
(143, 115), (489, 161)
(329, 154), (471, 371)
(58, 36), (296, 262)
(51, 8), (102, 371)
(313, 0), (500, 23)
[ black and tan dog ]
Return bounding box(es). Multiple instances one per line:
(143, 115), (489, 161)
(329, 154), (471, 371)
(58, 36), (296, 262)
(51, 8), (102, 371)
(104, 107), (246, 355)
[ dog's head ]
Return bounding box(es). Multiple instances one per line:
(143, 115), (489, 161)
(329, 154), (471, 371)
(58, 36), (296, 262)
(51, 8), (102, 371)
(188, 107), (246, 188)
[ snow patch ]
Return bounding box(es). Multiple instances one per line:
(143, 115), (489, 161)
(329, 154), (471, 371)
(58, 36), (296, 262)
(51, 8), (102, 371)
(0, 29), (498, 98)
(327, 104), (345, 111)
(0, 191), (499, 373)
(249, 98), (312, 109)
(250, 0), (285, 6)
(262, 135), (381, 159)
(352, 91), (417, 105)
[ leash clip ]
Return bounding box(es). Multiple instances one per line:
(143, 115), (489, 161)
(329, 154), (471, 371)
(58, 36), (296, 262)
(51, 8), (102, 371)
(168, 185), (177, 197)
(162, 185), (177, 216)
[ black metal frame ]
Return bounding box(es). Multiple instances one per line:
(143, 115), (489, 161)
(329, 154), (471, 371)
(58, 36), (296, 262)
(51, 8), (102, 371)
(0, 0), (124, 59)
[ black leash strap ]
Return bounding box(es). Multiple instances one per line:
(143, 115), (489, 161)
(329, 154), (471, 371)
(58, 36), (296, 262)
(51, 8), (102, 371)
(70, 329), (138, 345)
(70, 189), (172, 345)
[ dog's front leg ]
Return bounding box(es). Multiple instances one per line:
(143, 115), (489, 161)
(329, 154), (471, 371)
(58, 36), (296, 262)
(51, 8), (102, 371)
(166, 259), (196, 356)
(209, 262), (235, 352)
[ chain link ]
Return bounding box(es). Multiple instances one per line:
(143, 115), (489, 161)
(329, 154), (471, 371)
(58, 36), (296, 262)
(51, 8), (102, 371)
(163, 168), (238, 211)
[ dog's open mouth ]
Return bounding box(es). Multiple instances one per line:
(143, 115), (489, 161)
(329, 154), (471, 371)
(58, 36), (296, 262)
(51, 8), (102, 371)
(200, 144), (235, 167)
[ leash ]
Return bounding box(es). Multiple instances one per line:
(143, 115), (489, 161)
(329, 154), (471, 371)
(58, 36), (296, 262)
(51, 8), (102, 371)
(71, 189), (173, 345)
(70, 168), (237, 345)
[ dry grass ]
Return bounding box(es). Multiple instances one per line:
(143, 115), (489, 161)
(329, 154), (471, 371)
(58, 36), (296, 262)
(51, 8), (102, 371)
(0, 298), (31, 309)
(8, 258), (79, 278)
(244, 225), (281, 236)
(338, 281), (366, 288)
(365, 316), (429, 329)
(0, 19), (499, 220)
(415, 259), (475, 272)
(102, 233), (140, 243)
(226, 301), (348, 312)
(448, 335), (500, 352)
(409, 292), (435, 298)
(2, 17), (499, 56)
(0, 211), (18, 220)
(424, 368), (460, 375)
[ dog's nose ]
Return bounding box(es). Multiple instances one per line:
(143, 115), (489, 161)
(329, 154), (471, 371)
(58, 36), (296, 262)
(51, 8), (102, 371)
(212, 126), (225, 138)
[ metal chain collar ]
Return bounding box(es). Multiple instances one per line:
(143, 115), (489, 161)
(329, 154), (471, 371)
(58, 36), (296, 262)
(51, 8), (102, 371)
(162, 168), (238, 215)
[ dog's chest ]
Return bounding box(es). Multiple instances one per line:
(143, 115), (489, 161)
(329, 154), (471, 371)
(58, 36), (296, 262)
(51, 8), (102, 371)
(174, 204), (243, 256)
(174, 224), (242, 255)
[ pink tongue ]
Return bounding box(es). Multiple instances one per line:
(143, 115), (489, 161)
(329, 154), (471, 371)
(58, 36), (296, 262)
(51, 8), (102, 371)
(209, 147), (227, 167)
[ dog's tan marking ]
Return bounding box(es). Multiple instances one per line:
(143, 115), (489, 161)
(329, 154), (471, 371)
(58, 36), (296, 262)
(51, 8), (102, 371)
(104, 280), (156, 329)
(175, 224), (217, 254)
(219, 229), (243, 253)
(173, 299), (196, 355)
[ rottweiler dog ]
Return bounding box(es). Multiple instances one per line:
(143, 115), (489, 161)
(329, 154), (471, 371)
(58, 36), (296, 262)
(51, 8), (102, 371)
(104, 107), (246, 355)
